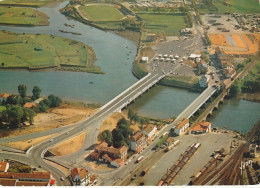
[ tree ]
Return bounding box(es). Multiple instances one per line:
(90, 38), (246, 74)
(229, 80), (241, 97)
(23, 108), (35, 124)
(48, 94), (62, 107)
(32, 86), (41, 100)
(3, 105), (24, 128)
(6, 95), (18, 105)
(99, 130), (113, 146)
(18, 84), (27, 98)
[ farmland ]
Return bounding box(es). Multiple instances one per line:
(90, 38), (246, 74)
(137, 13), (187, 35)
(0, 30), (102, 73)
(198, 0), (260, 13)
(0, 6), (49, 26)
(78, 4), (124, 21)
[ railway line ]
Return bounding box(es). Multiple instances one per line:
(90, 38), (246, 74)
(158, 143), (201, 186)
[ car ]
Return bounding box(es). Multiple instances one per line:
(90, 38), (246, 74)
(38, 165), (41, 168)
(49, 139), (53, 142)
(66, 132), (69, 135)
(60, 177), (64, 181)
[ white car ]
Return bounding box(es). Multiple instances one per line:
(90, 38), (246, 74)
(49, 139), (53, 142)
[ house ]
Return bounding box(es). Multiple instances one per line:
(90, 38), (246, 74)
(141, 56), (149, 63)
(0, 171), (52, 186)
(110, 158), (125, 168)
(90, 142), (127, 168)
(189, 54), (201, 60)
(223, 67), (236, 78)
(33, 98), (44, 104)
(189, 121), (212, 134)
(146, 34), (156, 42)
(0, 162), (9, 172)
(199, 74), (211, 88)
(24, 102), (37, 108)
(174, 118), (189, 135)
(129, 132), (147, 152)
(0, 93), (10, 103)
(70, 168), (90, 186)
(142, 124), (157, 141)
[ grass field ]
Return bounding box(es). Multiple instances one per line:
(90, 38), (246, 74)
(0, 7), (49, 26)
(198, 0), (260, 13)
(79, 4), (124, 21)
(0, 31), (101, 73)
(0, 0), (64, 7)
(137, 13), (187, 35)
(0, 106), (6, 113)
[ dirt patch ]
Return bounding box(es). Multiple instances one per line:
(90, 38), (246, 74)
(232, 34), (247, 48)
(99, 112), (126, 134)
(85, 161), (114, 172)
(2, 134), (56, 151)
(209, 34), (228, 46)
(0, 104), (97, 138)
(129, 124), (140, 132)
(49, 132), (86, 156)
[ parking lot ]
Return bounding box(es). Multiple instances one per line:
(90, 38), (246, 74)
(143, 131), (237, 185)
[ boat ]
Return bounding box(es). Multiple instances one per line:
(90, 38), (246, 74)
(89, 81), (93, 84)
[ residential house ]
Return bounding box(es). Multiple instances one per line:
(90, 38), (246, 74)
(141, 56), (149, 63)
(174, 118), (189, 135)
(90, 142), (127, 168)
(189, 121), (212, 134)
(0, 93), (10, 103)
(129, 132), (147, 152)
(24, 102), (37, 109)
(70, 168), (90, 186)
(199, 74), (211, 88)
(142, 124), (157, 141)
(0, 171), (52, 186)
(0, 162), (9, 172)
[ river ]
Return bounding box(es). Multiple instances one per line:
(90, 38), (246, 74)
(0, 0), (259, 133)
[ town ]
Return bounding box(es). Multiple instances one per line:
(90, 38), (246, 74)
(0, 0), (259, 186)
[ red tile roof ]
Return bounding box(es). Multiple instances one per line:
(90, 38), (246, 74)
(0, 162), (8, 172)
(24, 102), (37, 108)
(113, 158), (125, 166)
(130, 132), (146, 144)
(0, 178), (17, 186)
(95, 142), (127, 155)
(0, 172), (51, 179)
(70, 168), (89, 179)
(176, 118), (189, 129)
(0, 93), (10, 99)
(190, 121), (211, 132)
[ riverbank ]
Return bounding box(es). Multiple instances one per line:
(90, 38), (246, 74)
(239, 92), (260, 103)
(0, 0), (66, 7)
(0, 30), (103, 74)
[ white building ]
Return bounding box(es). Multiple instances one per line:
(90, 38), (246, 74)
(199, 75), (211, 88)
(70, 168), (90, 186)
(141, 56), (149, 63)
(142, 125), (157, 141)
(174, 118), (189, 135)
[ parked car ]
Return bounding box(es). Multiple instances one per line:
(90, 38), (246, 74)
(60, 177), (64, 181)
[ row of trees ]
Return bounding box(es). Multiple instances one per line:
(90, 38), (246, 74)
(18, 84), (41, 100)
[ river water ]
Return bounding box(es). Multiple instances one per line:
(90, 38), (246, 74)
(0, 1), (259, 133)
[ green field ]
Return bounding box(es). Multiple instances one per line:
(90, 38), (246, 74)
(0, 0), (64, 7)
(0, 31), (101, 73)
(0, 7), (49, 26)
(137, 13), (187, 35)
(0, 106), (6, 113)
(198, 0), (260, 13)
(79, 4), (124, 21)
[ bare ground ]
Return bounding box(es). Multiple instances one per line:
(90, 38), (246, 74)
(99, 112), (126, 134)
(49, 132), (87, 156)
(0, 104), (97, 138)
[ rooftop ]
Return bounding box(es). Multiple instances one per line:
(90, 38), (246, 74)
(176, 118), (189, 129)
(0, 93), (10, 99)
(24, 102), (37, 108)
(143, 124), (157, 133)
(70, 168), (89, 179)
(0, 162), (9, 172)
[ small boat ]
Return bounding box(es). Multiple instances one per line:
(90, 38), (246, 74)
(89, 81), (93, 84)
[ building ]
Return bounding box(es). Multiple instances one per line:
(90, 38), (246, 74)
(174, 118), (189, 135)
(24, 102), (37, 108)
(223, 67), (236, 78)
(189, 121), (212, 134)
(141, 56), (149, 63)
(199, 74), (211, 88)
(0, 171), (53, 186)
(0, 162), (9, 172)
(0, 93), (10, 103)
(90, 142), (127, 168)
(146, 34), (156, 42)
(189, 54), (201, 60)
(129, 132), (147, 152)
(142, 124), (157, 141)
(70, 168), (90, 186)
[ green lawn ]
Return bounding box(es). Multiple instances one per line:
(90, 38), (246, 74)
(0, 31), (100, 73)
(0, 7), (49, 26)
(79, 4), (124, 21)
(0, 106), (6, 113)
(0, 0), (64, 7)
(198, 0), (260, 13)
(137, 13), (187, 35)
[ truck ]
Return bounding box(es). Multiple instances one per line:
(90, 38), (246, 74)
(136, 156), (144, 163)
(166, 140), (180, 151)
